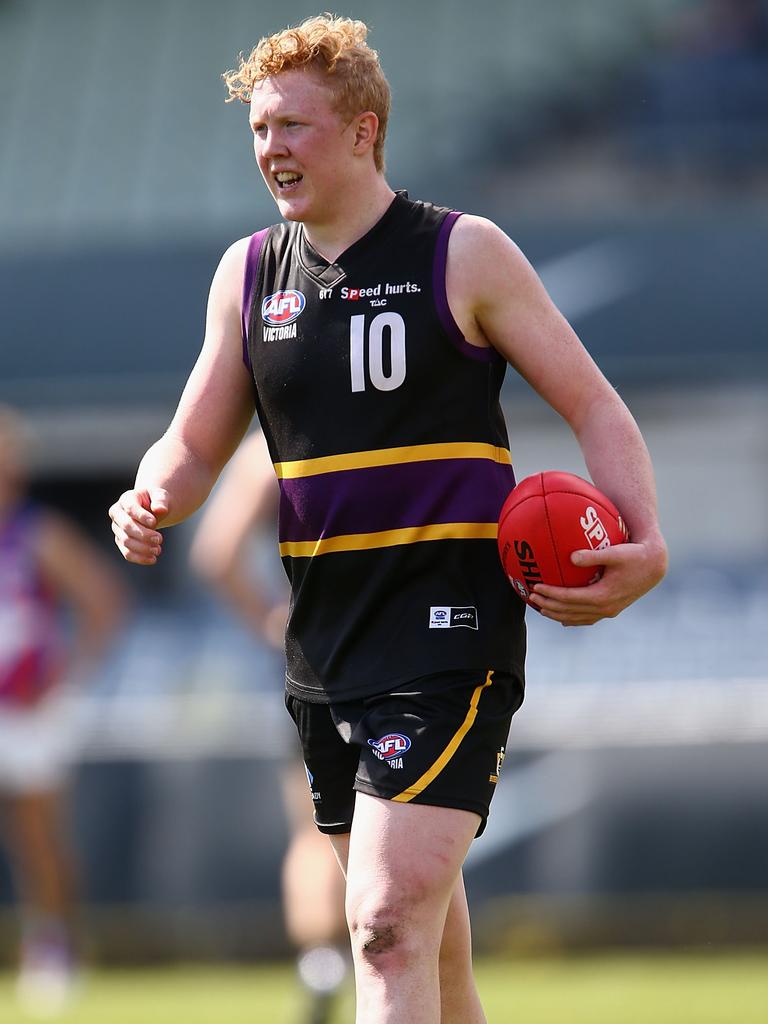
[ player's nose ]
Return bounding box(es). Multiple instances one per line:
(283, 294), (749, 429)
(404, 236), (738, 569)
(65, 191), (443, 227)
(260, 127), (289, 158)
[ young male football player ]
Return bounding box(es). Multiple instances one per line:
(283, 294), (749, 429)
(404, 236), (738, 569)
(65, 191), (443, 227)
(109, 15), (667, 1023)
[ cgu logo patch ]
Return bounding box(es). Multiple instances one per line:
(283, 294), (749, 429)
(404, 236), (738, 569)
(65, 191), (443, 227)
(368, 733), (411, 767)
(262, 290), (306, 326)
(429, 606), (479, 630)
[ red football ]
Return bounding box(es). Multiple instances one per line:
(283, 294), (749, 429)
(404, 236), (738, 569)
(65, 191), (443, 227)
(498, 471), (629, 605)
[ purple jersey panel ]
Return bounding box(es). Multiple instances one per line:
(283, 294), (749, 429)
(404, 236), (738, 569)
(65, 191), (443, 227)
(278, 457), (515, 544)
(241, 229), (270, 373)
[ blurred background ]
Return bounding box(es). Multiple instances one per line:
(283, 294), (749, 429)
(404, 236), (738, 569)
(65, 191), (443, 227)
(1, 0), (767, 1018)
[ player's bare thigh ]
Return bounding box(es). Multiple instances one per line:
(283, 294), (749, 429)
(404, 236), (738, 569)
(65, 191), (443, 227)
(343, 795), (478, 927)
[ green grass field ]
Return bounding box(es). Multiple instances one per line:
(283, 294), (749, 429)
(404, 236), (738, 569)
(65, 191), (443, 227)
(0, 953), (766, 1023)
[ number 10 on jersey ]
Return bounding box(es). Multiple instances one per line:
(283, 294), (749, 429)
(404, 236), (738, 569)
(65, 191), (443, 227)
(349, 313), (407, 393)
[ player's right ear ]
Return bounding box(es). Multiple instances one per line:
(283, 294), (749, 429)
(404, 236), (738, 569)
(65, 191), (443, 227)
(352, 112), (378, 158)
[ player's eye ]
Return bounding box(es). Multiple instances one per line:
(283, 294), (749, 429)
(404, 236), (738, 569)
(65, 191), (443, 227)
(252, 124), (267, 136)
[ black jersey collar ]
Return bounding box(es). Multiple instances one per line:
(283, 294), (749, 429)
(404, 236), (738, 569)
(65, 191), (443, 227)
(298, 191), (410, 283)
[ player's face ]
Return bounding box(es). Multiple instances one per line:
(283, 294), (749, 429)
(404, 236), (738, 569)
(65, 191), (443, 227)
(249, 69), (356, 224)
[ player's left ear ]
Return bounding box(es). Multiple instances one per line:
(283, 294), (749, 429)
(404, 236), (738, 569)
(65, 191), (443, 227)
(352, 112), (379, 157)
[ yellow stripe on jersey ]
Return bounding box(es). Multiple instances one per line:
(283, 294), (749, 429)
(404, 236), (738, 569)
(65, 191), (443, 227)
(392, 670), (495, 803)
(274, 442), (512, 479)
(278, 522), (498, 558)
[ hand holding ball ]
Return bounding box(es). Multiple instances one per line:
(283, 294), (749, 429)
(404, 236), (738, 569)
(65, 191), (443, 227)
(498, 471), (629, 606)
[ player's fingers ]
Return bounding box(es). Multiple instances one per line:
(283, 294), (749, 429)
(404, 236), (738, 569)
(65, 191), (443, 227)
(571, 543), (641, 568)
(538, 607), (602, 626)
(533, 602), (609, 622)
(118, 547), (159, 566)
(120, 549), (159, 566)
(530, 581), (603, 604)
(108, 495), (164, 540)
(110, 518), (162, 562)
(109, 511), (163, 546)
(111, 491), (158, 529)
(110, 519), (162, 553)
(111, 535), (161, 565)
(534, 596), (621, 622)
(529, 585), (620, 617)
(110, 531), (160, 565)
(532, 593), (612, 622)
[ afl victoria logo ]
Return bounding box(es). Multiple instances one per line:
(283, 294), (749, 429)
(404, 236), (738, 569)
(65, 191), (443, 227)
(368, 733), (411, 759)
(262, 290), (306, 326)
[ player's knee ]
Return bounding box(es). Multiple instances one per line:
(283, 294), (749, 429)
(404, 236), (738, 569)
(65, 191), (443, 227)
(350, 914), (414, 974)
(357, 920), (399, 957)
(347, 898), (411, 965)
(347, 887), (439, 972)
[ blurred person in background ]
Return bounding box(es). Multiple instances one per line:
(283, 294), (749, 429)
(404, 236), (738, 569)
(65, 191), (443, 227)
(109, 14), (666, 1023)
(189, 429), (348, 1024)
(0, 406), (127, 1016)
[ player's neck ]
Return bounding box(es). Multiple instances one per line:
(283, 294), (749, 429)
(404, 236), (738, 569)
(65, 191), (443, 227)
(302, 177), (396, 264)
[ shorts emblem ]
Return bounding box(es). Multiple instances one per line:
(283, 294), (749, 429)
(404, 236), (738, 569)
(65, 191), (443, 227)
(304, 763), (321, 800)
(368, 733), (411, 769)
(489, 746), (506, 784)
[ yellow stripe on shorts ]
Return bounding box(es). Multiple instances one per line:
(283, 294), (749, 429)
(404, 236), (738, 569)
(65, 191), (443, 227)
(391, 670), (495, 803)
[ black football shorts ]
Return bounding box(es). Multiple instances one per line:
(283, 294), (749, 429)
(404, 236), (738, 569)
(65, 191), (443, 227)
(285, 668), (524, 837)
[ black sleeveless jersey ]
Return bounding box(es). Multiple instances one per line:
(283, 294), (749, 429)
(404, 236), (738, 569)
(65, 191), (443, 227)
(242, 191), (525, 703)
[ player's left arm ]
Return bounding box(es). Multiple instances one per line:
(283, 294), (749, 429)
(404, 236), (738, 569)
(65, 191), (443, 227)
(446, 215), (668, 625)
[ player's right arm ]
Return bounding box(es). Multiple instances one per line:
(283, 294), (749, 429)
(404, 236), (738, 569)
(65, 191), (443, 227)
(109, 237), (255, 565)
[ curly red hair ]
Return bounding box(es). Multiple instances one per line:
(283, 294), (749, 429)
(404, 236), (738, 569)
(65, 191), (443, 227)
(223, 14), (390, 172)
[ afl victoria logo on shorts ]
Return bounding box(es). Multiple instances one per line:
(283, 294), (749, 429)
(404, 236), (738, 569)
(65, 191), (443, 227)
(262, 290), (306, 326)
(368, 733), (411, 769)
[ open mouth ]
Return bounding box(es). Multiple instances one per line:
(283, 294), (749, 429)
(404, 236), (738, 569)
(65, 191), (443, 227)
(275, 171), (303, 190)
